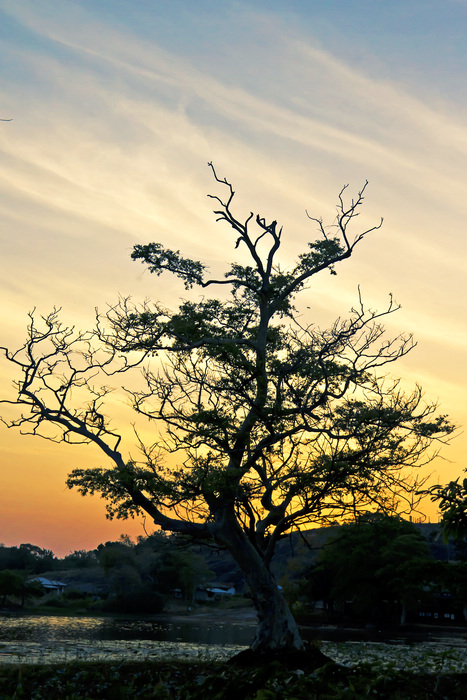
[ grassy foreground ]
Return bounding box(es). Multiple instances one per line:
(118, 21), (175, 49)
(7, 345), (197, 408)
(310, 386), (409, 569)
(0, 659), (466, 699)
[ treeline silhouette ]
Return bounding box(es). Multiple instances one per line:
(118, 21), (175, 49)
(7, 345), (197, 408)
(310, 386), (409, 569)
(0, 533), (226, 614)
(1, 516), (466, 624)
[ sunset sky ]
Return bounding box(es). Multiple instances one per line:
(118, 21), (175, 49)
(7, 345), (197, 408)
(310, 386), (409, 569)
(1, 0), (467, 557)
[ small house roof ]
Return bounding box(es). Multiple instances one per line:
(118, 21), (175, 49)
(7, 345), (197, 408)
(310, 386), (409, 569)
(30, 577), (67, 589)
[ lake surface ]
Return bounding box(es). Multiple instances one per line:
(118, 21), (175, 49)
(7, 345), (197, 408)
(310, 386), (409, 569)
(0, 613), (255, 646)
(0, 613), (252, 664)
(1, 614), (466, 671)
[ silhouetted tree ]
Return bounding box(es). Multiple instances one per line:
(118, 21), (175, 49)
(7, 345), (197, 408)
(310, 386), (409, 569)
(61, 549), (98, 569)
(0, 166), (454, 654)
(0, 570), (43, 607)
(0, 544), (55, 573)
(306, 514), (432, 625)
(429, 471), (467, 541)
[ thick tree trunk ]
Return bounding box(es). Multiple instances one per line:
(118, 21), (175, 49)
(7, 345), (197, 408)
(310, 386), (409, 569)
(215, 516), (304, 652)
(247, 574), (303, 652)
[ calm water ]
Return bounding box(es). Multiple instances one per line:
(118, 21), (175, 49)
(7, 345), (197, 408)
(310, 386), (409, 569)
(1, 614), (466, 670)
(0, 614), (255, 647)
(1, 614), (465, 647)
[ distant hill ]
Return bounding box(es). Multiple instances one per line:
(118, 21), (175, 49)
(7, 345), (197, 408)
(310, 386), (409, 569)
(198, 521), (453, 592)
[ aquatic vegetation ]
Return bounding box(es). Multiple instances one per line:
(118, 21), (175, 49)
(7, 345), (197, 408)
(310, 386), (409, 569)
(2, 615), (467, 697)
(0, 658), (466, 699)
(1, 636), (467, 674)
(0, 639), (245, 665)
(321, 640), (467, 674)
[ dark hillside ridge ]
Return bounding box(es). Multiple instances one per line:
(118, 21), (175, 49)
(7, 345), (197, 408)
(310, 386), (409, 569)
(194, 522), (452, 592)
(10, 521), (452, 598)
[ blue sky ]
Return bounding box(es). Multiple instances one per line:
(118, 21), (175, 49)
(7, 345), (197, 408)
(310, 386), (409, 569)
(1, 0), (467, 553)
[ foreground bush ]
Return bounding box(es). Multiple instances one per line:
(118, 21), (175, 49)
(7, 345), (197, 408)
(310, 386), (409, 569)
(0, 660), (466, 699)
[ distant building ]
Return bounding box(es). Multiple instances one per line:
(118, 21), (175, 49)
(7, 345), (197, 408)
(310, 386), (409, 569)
(30, 577), (67, 594)
(194, 583), (235, 602)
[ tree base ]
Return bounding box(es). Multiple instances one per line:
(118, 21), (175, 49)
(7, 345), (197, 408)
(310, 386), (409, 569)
(228, 641), (332, 671)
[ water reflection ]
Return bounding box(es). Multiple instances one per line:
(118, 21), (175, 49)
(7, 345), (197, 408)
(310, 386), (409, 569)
(1, 615), (466, 671)
(0, 614), (254, 647)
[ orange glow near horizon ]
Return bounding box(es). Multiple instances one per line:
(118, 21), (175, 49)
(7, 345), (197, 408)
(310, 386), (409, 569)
(0, 431), (152, 557)
(0, 417), (454, 558)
